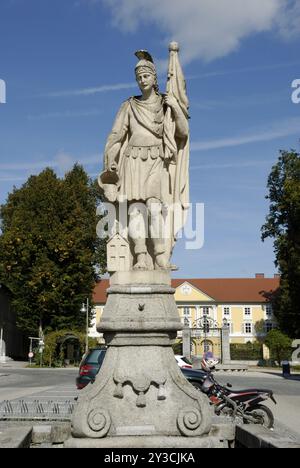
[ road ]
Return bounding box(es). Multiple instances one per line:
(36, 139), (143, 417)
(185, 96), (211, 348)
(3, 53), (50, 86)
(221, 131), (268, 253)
(0, 367), (300, 439)
(0, 368), (78, 401)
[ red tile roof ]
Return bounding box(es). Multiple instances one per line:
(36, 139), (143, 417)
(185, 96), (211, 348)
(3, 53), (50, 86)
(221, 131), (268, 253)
(172, 278), (279, 303)
(93, 277), (279, 304)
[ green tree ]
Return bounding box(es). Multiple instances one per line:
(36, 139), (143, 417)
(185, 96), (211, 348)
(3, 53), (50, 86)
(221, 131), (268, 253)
(0, 165), (106, 336)
(264, 329), (292, 365)
(254, 319), (267, 344)
(262, 150), (300, 337)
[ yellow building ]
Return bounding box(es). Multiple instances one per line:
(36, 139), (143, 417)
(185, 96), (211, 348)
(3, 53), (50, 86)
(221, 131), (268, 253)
(91, 274), (280, 357)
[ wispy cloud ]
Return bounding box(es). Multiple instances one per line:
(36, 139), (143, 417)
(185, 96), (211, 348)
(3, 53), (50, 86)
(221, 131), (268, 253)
(0, 160), (56, 171)
(193, 89), (287, 111)
(27, 109), (103, 120)
(190, 160), (273, 170)
(188, 60), (300, 81)
(0, 153), (102, 174)
(191, 117), (300, 151)
(42, 82), (136, 98)
(40, 59), (299, 102)
(0, 176), (27, 182)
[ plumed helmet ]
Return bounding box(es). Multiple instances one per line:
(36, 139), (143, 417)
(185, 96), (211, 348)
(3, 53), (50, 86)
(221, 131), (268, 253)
(135, 50), (156, 75)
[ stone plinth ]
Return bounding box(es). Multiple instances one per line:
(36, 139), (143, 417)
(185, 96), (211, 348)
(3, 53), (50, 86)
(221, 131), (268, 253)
(65, 435), (223, 449)
(66, 276), (214, 447)
(221, 326), (231, 365)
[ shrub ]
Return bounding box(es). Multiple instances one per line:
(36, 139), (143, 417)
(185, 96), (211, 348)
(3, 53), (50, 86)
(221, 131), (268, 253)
(42, 330), (85, 367)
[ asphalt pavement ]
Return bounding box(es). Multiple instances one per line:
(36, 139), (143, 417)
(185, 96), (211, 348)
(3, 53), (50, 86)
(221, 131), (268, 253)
(0, 367), (78, 401)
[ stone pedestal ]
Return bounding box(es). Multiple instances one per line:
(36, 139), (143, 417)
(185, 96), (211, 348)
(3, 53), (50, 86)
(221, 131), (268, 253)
(66, 276), (215, 448)
(221, 326), (231, 365)
(182, 326), (191, 361)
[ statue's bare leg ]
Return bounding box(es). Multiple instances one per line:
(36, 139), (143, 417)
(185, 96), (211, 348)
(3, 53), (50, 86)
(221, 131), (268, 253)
(133, 248), (147, 270)
(147, 198), (170, 270)
(128, 204), (148, 270)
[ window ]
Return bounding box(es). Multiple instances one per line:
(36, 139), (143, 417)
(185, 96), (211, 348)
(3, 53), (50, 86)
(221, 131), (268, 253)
(181, 284), (192, 295)
(264, 321), (273, 333)
(266, 305), (273, 318)
(244, 307), (251, 317)
(183, 307), (190, 316)
(244, 323), (252, 334)
(223, 307), (230, 316)
(202, 306), (210, 316)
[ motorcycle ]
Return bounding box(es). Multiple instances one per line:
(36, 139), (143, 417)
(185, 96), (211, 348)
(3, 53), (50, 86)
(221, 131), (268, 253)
(200, 359), (277, 429)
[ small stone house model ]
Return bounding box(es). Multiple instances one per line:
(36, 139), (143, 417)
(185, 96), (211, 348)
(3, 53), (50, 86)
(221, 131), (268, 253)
(107, 233), (131, 273)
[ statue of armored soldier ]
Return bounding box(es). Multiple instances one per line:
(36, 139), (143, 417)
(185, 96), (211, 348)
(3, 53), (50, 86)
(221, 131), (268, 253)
(99, 43), (190, 272)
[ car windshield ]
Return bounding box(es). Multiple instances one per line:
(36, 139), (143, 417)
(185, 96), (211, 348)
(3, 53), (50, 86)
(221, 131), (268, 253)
(180, 356), (192, 365)
(85, 349), (106, 365)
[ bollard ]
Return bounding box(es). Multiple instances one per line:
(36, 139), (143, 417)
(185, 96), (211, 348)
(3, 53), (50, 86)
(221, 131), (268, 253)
(282, 360), (291, 377)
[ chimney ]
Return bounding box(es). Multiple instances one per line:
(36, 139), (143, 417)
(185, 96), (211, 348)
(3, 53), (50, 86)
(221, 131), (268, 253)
(255, 273), (265, 278)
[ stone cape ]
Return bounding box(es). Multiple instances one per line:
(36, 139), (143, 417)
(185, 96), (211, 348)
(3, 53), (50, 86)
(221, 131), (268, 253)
(106, 95), (169, 205)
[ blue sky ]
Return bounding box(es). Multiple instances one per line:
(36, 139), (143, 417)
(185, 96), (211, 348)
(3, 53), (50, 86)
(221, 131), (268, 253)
(0, 0), (300, 279)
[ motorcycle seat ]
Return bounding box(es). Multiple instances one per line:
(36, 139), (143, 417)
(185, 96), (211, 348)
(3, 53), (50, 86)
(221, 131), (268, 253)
(227, 388), (272, 394)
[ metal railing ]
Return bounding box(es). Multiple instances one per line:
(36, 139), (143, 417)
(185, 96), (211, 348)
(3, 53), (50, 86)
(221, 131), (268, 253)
(0, 399), (75, 421)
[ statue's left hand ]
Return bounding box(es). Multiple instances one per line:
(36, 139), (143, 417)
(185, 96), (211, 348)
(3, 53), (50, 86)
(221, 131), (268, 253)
(164, 93), (178, 110)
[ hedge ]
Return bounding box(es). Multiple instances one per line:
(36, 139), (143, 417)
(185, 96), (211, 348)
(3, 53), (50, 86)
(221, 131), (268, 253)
(230, 342), (263, 361)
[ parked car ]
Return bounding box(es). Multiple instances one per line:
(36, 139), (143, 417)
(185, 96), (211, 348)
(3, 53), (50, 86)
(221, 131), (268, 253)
(174, 355), (193, 369)
(76, 347), (107, 389)
(76, 348), (204, 390)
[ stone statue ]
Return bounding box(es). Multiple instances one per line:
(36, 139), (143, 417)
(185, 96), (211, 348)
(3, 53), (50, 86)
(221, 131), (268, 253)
(66, 44), (220, 449)
(99, 43), (190, 272)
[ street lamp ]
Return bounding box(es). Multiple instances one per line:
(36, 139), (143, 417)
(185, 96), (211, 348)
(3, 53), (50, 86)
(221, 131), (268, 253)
(0, 285), (6, 363)
(222, 317), (229, 328)
(184, 317), (190, 327)
(81, 299), (90, 354)
(0, 327), (5, 363)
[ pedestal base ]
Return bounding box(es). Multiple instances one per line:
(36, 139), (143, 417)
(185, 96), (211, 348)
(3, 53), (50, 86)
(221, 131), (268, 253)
(68, 282), (213, 445)
(65, 435), (224, 448)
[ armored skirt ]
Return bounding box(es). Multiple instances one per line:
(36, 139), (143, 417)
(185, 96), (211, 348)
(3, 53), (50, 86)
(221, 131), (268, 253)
(118, 144), (169, 203)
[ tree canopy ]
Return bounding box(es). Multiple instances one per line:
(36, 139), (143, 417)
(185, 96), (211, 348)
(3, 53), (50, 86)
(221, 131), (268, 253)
(264, 329), (292, 365)
(0, 165), (106, 336)
(262, 150), (300, 337)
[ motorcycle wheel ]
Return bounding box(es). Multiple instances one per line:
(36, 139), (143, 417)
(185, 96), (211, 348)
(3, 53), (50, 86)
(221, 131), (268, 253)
(244, 405), (274, 429)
